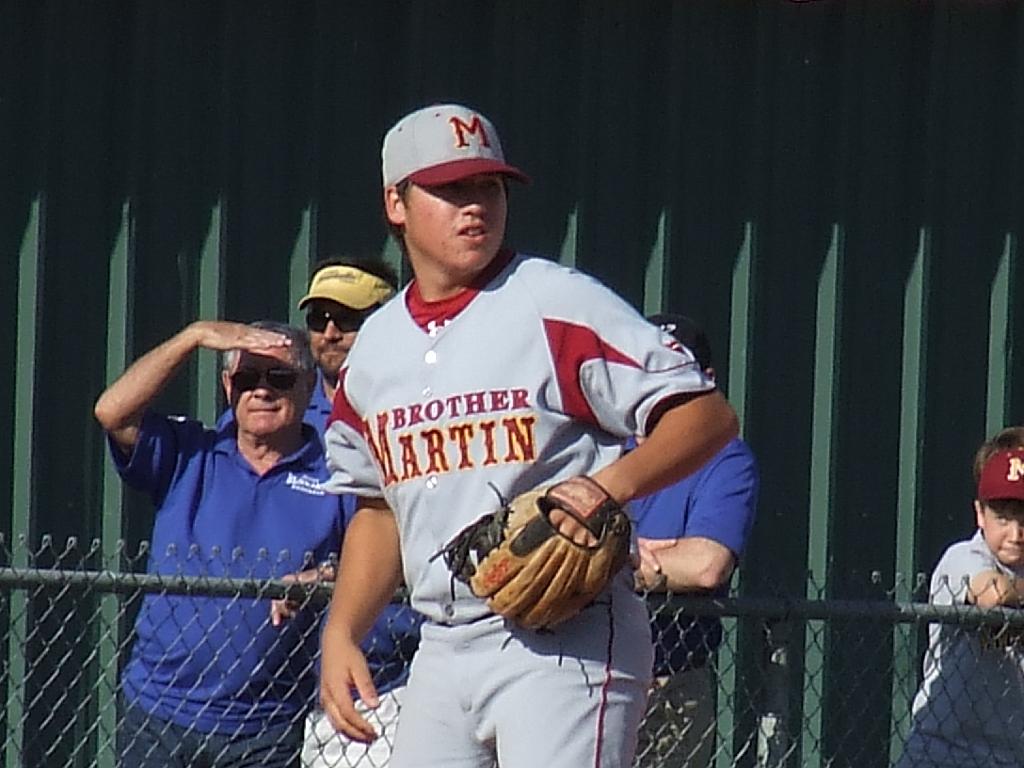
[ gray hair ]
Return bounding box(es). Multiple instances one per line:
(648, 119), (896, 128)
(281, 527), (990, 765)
(220, 321), (315, 373)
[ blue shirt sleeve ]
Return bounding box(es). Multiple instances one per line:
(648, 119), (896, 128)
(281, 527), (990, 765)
(107, 411), (206, 508)
(631, 438), (759, 557)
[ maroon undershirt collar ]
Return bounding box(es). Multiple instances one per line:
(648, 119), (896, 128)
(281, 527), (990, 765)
(405, 248), (515, 334)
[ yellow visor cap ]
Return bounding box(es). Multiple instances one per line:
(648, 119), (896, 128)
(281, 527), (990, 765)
(297, 265), (395, 311)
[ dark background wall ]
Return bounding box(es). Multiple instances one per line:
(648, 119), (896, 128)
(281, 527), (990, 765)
(1, 1), (1022, 766)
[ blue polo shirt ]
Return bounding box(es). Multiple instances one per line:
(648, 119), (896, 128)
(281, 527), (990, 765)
(217, 372), (422, 694)
(629, 437), (758, 675)
(111, 411), (344, 735)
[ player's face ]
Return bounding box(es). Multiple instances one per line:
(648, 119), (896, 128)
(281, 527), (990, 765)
(305, 299), (362, 385)
(224, 348), (313, 438)
(975, 500), (1024, 568)
(385, 174), (507, 299)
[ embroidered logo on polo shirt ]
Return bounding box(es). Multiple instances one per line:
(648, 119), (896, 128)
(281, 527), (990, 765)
(286, 472), (326, 496)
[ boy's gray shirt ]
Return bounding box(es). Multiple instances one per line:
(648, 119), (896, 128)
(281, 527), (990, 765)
(898, 531), (1024, 767)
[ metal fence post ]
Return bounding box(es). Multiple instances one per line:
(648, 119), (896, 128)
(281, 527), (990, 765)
(757, 619), (792, 768)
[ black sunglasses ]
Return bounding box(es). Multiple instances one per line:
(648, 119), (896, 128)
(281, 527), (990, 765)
(230, 367), (300, 393)
(305, 308), (366, 333)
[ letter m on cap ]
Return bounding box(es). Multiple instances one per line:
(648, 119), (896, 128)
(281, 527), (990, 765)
(449, 115), (491, 149)
(1009, 457), (1024, 482)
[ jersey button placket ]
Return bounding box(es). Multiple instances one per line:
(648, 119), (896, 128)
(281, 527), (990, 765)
(422, 347), (438, 491)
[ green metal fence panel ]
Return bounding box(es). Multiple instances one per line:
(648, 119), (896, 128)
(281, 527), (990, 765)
(890, 227), (931, 764)
(6, 197), (41, 768)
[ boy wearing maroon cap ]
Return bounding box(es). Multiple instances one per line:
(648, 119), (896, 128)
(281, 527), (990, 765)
(896, 427), (1024, 768)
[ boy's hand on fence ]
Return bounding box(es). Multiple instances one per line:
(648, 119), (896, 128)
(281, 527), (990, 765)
(321, 633), (380, 743)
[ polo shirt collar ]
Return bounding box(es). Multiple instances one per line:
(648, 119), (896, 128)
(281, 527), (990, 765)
(212, 421), (324, 471)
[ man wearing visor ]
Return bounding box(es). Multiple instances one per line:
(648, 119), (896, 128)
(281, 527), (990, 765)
(297, 258), (398, 422)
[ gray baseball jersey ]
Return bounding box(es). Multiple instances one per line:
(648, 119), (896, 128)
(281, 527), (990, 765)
(324, 252), (712, 624)
(323, 251), (713, 768)
(897, 531), (1024, 768)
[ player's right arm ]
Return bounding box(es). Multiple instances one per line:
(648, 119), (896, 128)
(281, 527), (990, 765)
(594, 390), (738, 506)
(320, 496), (403, 743)
(93, 320), (290, 453)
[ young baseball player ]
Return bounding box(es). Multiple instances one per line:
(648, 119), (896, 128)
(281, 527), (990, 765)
(318, 103), (739, 768)
(896, 427), (1024, 768)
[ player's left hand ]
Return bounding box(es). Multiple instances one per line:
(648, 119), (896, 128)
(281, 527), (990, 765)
(545, 507), (600, 547)
(542, 474), (625, 547)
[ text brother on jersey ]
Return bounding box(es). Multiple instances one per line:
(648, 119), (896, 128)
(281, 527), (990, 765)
(361, 387), (538, 487)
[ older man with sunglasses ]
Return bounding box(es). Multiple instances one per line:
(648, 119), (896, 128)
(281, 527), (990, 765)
(214, 258), (398, 434)
(95, 320), (344, 767)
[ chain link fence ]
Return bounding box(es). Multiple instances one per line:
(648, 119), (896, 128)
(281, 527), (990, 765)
(0, 536), (1020, 768)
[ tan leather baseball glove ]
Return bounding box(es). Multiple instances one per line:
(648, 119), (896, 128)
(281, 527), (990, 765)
(434, 476), (631, 629)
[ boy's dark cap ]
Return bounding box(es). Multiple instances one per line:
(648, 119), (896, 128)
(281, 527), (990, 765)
(978, 449), (1024, 502)
(647, 313), (712, 370)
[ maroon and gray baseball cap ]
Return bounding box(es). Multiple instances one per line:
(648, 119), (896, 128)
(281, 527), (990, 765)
(382, 104), (530, 188)
(978, 449), (1024, 501)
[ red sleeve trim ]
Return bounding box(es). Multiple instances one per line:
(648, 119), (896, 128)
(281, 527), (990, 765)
(543, 318), (642, 425)
(326, 368), (363, 432)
